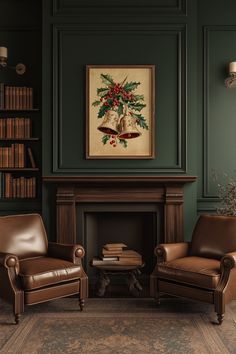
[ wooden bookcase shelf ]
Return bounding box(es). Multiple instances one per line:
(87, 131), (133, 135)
(0, 138), (39, 141)
(0, 84), (40, 200)
(0, 168), (39, 171)
(0, 109), (39, 113)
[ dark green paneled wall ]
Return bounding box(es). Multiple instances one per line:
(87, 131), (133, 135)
(42, 0), (198, 239)
(197, 0), (236, 213)
(2, 0), (236, 240)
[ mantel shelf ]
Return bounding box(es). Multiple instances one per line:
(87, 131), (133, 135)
(48, 175), (197, 245)
(43, 175), (197, 184)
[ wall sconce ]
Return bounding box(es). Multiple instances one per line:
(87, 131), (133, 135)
(225, 62), (236, 88)
(0, 46), (26, 75)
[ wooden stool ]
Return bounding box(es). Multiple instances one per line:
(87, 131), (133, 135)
(91, 264), (145, 297)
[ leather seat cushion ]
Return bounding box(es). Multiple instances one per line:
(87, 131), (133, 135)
(19, 257), (81, 290)
(157, 256), (221, 290)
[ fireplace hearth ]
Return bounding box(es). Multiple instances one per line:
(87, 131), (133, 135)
(78, 204), (159, 281)
(43, 176), (196, 296)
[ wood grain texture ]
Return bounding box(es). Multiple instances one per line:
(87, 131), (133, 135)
(47, 176), (196, 243)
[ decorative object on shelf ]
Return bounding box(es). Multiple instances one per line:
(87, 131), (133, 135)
(224, 61), (236, 88)
(217, 175), (236, 216)
(0, 46), (26, 75)
(86, 65), (155, 159)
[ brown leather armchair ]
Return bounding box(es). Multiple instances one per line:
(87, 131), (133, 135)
(0, 214), (88, 324)
(150, 214), (236, 324)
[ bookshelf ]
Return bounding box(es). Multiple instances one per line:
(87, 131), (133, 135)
(0, 84), (40, 201)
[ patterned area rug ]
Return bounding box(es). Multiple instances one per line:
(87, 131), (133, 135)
(1, 298), (236, 353)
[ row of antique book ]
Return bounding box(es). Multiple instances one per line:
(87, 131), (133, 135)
(0, 173), (36, 198)
(0, 118), (32, 139)
(0, 144), (36, 168)
(0, 84), (34, 110)
(91, 243), (143, 266)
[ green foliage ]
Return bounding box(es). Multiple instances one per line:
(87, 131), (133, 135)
(117, 103), (124, 116)
(128, 102), (146, 112)
(97, 88), (109, 98)
(100, 74), (115, 87)
(102, 135), (110, 145)
(92, 100), (101, 107)
(131, 113), (149, 130)
(123, 81), (140, 92)
(98, 104), (110, 118)
(133, 94), (144, 101)
(119, 138), (128, 148)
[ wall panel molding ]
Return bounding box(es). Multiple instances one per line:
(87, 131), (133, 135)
(52, 24), (187, 174)
(197, 25), (236, 212)
(202, 25), (236, 199)
(52, 0), (187, 17)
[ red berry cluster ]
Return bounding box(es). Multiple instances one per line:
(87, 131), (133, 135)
(112, 83), (122, 94)
(123, 92), (134, 101)
(101, 83), (135, 109)
(109, 135), (117, 147)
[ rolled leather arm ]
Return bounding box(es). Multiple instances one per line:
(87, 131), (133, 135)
(221, 252), (236, 270)
(0, 252), (19, 268)
(154, 242), (190, 262)
(48, 242), (85, 264)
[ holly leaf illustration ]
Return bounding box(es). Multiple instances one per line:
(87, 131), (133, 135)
(123, 81), (140, 92)
(101, 74), (115, 87)
(117, 103), (124, 116)
(128, 102), (146, 112)
(131, 113), (149, 130)
(98, 104), (110, 118)
(102, 135), (110, 145)
(97, 87), (109, 97)
(92, 100), (101, 107)
(119, 138), (128, 148)
(133, 94), (144, 101)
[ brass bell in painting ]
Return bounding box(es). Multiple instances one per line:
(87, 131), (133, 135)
(118, 114), (141, 139)
(97, 110), (119, 135)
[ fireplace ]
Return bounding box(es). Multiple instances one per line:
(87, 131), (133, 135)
(77, 203), (160, 291)
(43, 176), (196, 296)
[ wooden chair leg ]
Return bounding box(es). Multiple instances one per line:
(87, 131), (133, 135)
(79, 299), (85, 311)
(217, 313), (224, 325)
(14, 293), (24, 324)
(14, 314), (20, 324)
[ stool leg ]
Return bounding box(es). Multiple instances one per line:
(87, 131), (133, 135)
(79, 299), (85, 311)
(96, 271), (110, 297)
(127, 270), (143, 296)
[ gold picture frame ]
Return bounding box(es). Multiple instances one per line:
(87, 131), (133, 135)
(86, 65), (155, 159)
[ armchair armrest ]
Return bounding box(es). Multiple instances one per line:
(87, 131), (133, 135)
(215, 252), (236, 299)
(0, 252), (19, 269)
(48, 242), (85, 264)
(154, 242), (190, 262)
(221, 252), (236, 270)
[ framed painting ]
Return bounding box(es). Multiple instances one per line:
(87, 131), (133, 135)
(86, 65), (155, 159)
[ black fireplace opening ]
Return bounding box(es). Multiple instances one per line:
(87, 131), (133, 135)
(77, 203), (161, 297)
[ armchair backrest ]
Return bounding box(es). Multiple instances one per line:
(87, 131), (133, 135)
(0, 214), (48, 259)
(190, 214), (236, 259)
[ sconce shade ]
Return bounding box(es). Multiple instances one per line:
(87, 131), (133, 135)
(229, 62), (236, 74)
(225, 61), (236, 88)
(0, 46), (26, 75)
(0, 46), (7, 60)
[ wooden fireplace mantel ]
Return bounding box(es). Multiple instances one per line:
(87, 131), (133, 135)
(43, 175), (197, 244)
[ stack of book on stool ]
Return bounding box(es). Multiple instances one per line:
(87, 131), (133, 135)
(91, 243), (143, 266)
